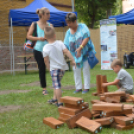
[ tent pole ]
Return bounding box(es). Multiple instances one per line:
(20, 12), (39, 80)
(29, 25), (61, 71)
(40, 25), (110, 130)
(11, 18), (15, 75)
(9, 19), (12, 74)
(71, 0), (74, 12)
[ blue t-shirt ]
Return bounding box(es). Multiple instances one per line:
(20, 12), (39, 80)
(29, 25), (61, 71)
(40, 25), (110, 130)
(64, 23), (96, 68)
(34, 23), (50, 52)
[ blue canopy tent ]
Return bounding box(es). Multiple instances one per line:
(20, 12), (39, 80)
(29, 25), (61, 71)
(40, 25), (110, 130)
(9, 0), (76, 27)
(9, 0), (76, 75)
(109, 8), (134, 24)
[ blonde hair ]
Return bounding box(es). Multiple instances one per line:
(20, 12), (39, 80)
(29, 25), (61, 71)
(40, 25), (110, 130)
(36, 7), (48, 18)
(111, 59), (122, 68)
(44, 26), (55, 39)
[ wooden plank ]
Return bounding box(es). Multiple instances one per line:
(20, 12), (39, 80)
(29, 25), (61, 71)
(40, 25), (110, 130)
(64, 102), (88, 110)
(93, 114), (101, 119)
(58, 106), (81, 115)
(76, 116), (102, 134)
(102, 111), (122, 117)
(58, 113), (74, 122)
(104, 91), (126, 97)
(105, 96), (120, 103)
(101, 75), (108, 93)
(125, 114), (134, 121)
(66, 109), (92, 129)
(94, 117), (114, 126)
(96, 75), (102, 94)
(43, 117), (64, 129)
(100, 96), (105, 101)
(92, 103), (123, 112)
(17, 53), (34, 58)
(91, 100), (106, 104)
(114, 116), (133, 126)
(60, 96), (84, 105)
(92, 92), (98, 96)
(128, 95), (134, 102)
(122, 107), (132, 115)
(91, 110), (101, 115)
(116, 123), (134, 130)
(16, 62), (36, 65)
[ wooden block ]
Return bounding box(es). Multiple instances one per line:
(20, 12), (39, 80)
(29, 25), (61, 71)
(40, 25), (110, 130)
(60, 96), (84, 105)
(129, 95), (134, 102)
(43, 117), (64, 129)
(64, 102), (89, 110)
(116, 123), (134, 130)
(96, 75), (102, 94)
(104, 91), (126, 97)
(124, 104), (134, 109)
(102, 111), (122, 117)
(122, 107), (132, 115)
(93, 114), (102, 119)
(94, 117), (114, 126)
(132, 108), (134, 114)
(91, 110), (101, 115)
(91, 100), (106, 104)
(66, 108), (92, 129)
(92, 92), (98, 96)
(125, 114), (134, 121)
(58, 106), (81, 115)
(76, 116), (102, 134)
(92, 103), (123, 112)
(101, 75), (108, 93)
(114, 116), (133, 126)
(100, 96), (105, 101)
(105, 96), (120, 103)
(58, 113), (74, 122)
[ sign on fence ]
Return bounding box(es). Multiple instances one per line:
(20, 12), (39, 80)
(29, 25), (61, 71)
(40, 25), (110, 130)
(100, 19), (117, 70)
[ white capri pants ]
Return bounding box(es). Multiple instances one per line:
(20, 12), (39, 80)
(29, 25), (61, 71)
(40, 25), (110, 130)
(72, 60), (90, 90)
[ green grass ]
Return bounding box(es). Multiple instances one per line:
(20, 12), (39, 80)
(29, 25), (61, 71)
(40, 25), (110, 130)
(0, 65), (134, 134)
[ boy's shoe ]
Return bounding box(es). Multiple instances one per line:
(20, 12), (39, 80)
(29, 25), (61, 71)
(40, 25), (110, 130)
(74, 89), (82, 94)
(55, 103), (63, 107)
(47, 99), (57, 104)
(82, 89), (89, 94)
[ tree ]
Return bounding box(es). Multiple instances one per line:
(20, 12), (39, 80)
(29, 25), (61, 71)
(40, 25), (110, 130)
(75, 0), (117, 28)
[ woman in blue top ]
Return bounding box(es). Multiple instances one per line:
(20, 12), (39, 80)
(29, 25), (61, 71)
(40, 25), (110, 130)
(27, 7), (51, 95)
(64, 13), (96, 94)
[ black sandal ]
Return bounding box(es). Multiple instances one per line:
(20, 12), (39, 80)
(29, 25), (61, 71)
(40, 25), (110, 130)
(55, 103), (63, 107)
(47, 99), (57, 104)
(42, 90), (48, 95)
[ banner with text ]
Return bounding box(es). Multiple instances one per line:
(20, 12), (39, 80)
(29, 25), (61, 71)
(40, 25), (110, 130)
(100, 19), (117, 70)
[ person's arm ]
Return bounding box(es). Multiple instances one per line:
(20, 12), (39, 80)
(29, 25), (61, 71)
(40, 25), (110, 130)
(75, 24), (90, 57)
(102, 79), (120, 87)
(75, 37), (90, 57)
(44, 56), (50, 71)
(27, 22), (46, 41)
(63, 48), (76, 68)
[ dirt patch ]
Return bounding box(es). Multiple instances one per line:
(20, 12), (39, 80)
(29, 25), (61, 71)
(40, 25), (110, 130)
(0, 105), (21, 113)
(0, 90), (32, 95)
(20, 81), (40, 87)
(20, 81), (96, 90)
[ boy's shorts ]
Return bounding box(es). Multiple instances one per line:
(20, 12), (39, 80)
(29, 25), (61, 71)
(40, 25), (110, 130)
(50, 69), (65, 89)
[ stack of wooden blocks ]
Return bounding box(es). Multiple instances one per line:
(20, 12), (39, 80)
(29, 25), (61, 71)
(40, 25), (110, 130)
(43, 96), (103, 134)
(43, 96), (134, 133)
(99, 91), (134, 103)
(91, 100), (134, 130)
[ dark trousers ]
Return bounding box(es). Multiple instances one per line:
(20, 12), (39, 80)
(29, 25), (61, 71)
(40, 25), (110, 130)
(33, 49), (46, 88)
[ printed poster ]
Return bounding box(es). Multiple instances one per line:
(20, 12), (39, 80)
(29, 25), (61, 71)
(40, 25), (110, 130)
(100, 19), (117, 70)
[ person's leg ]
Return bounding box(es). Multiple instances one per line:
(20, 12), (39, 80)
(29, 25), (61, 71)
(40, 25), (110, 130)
(82, 60), (90, 94)
(33, 50), (47, 95)
(73, 66), (82, 93)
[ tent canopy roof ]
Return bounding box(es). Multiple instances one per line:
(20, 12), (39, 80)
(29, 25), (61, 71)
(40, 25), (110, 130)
(109, 8), (134, 24)
(9, 0), (77, 27)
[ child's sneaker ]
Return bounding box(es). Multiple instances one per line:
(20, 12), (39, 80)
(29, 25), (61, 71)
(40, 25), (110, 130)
(74, 89), (82, 94)
(55, 103), (63, 107)
(82, 89), (89, 94)
(47, 99), (57, 104)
